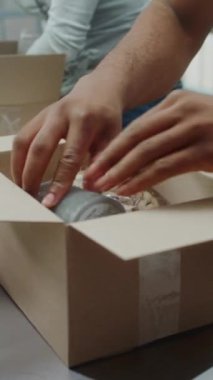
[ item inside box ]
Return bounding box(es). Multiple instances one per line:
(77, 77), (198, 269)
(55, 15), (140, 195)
(74, 171), (167, 211)
(38, 172), (166, 222)
(38, 178), (126, 222)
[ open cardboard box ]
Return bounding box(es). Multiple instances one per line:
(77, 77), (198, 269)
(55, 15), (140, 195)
(0, 41), (64, 136)
(0, 136), (213, 367)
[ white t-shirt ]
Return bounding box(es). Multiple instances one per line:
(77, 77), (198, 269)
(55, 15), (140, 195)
(28, 0), (147, 94)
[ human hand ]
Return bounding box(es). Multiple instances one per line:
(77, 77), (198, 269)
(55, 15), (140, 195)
(11, 73), (123, 207)
(84, 90), (213, 195)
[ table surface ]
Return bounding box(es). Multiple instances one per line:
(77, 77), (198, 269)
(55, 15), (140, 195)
(0, 287), (212, 380)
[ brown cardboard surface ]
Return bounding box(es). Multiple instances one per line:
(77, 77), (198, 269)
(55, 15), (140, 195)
(0, 102), (56, 136)
(0, 54), (64, 136)
(67, 228), (139, 365)
(0, 173), (139, 365)
(0, 41), (18, 55)
(0, 55), (64, 105)
(180, 242), (213, 331)
(70, 199), (213, 260)
(0, 173), (59, 222)
(0, 221), (69, 364)
(155, 172), (213, 204)
(0, 172), (212, 366)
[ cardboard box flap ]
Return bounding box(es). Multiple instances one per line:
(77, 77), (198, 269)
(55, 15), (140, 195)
(0, 174), (60, 223)
(0, 54), (64, 105)
(154, 172), (213, 205)
(70, 199), (213, 260)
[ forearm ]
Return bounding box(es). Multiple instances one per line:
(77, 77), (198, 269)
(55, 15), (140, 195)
(95, 0), (212, 110)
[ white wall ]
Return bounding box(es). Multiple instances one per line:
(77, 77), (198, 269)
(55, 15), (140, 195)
(0, 0), (42, 43)
(183, 33), (213, 94)
(0, 0), (20, 10)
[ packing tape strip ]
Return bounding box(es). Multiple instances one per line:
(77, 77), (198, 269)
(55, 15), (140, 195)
(139, 250), (181, 345)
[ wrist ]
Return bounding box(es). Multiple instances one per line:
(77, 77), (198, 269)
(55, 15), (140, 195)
(93, 61), (129, 111)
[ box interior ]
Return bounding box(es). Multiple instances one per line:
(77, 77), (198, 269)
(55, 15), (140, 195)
(0, 170), (212, 366)
(0, 172), (212, 262)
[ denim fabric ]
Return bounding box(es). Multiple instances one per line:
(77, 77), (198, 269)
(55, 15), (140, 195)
(122, 80), (182, 128)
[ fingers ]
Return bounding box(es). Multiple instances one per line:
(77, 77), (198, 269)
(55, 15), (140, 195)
(22, 116), (68, 196)
(84, 106), (178, 186)
(116, 147), (199, 196)
(89, 120), (192, 192)
(11, 110), (47, 186)
(42, 118), (97, 208)
(12, 101), (120, 208)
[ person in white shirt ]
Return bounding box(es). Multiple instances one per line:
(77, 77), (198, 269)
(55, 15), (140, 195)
(28, 0), (181, 125)
(28, 0), (148, 95)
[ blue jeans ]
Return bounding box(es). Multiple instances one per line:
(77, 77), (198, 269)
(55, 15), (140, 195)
(122, 81), (182, 128)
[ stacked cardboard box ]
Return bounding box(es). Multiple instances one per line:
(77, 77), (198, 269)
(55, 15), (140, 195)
(0, 41), (64, 136)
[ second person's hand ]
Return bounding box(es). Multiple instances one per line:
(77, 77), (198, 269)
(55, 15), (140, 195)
(84, 90), (213, 195)
(11, 73), (123, 207)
